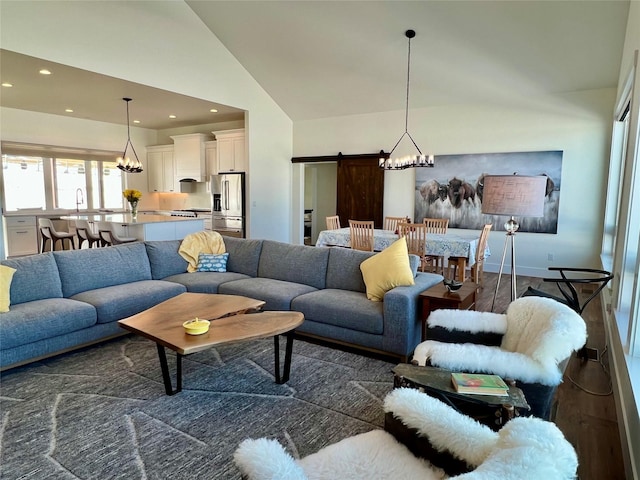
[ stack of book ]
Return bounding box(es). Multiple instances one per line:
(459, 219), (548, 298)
(451, 372), (509, 396)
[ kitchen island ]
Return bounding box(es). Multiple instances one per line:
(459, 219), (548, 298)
(62, 214), (204, 241)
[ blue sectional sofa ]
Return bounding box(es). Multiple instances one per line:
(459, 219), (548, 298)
(0, 237), (442, 370)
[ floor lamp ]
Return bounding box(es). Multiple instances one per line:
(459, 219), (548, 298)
(481, 175), (548, 311)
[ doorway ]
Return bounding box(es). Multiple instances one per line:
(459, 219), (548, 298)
(337, 156), (384, 228)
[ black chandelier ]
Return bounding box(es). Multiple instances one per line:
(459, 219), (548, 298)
(116, 97), (143, 173)
(379, 30), (434, 170)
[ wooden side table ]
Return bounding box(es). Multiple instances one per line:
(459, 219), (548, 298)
(419, 281), (477, 341)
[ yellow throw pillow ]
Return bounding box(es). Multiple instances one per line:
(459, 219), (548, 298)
(360, 237), (415, 302)
(0, 265), (17, 313)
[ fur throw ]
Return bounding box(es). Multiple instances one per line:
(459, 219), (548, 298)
(427, 309), (507, 334)
(414, 297), (587, 385)
(234, 389), (577, 480)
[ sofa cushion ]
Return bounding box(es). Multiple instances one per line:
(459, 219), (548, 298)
(70, 280), (186, 324)
(54, 243), (153, 297)
(258, 240), (329, 289)
(223, 237), (263, 277)
(219, 277), (317, 311)
(145, 240), (188, 279)
(360, 238), (415, 302)
(292, 289), (384, 335)
(164, 272), (250, 294)
(1, 252), (63, 304)
(325, 248), (374, 293)
(0, 265), (16, 312)
(0, 298), (97, 350)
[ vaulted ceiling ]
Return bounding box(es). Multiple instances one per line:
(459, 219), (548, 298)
(0, 1), (630, 128)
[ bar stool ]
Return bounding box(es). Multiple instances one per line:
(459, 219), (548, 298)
(38, 218), (75, 252)
(75, 219), (102, 248)
(96, 222), (137, 246)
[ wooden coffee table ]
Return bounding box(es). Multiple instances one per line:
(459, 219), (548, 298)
(118, 293), (304, 395)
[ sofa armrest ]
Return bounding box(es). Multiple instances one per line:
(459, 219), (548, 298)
(381, 273), (442, 356)
(234, 438), (307, 480)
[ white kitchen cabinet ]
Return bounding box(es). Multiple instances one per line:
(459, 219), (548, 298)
(146, 145), (177, 193)
(213, 129), (246, 172)
(204, 140), (217, 177)
(5, 216), (38, 256)
(171, 133), (209, 182)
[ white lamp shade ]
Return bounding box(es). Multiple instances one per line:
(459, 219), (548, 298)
(481, 175), (547, 217)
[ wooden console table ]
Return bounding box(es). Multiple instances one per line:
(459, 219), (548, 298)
(419, 282), (477, 341)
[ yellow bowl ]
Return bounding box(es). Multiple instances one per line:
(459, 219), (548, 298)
(183, 318), (210, 335)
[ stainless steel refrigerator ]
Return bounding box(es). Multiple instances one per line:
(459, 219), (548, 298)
(211, 172), (245, 237)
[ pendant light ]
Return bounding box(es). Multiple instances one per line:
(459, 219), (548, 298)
(116, 97), (143, 173)
(379, 30), (434, 170)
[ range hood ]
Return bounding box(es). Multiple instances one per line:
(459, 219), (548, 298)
(171, 133), (210, 182)
(179, 179), (196, 193)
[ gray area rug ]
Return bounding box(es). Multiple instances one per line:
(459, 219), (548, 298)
(0, 335), (396, 479)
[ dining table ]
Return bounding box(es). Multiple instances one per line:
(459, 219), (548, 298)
(315, 227), (489, 282)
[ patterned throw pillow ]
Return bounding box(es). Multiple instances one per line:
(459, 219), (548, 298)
(196, 253), (229, 272)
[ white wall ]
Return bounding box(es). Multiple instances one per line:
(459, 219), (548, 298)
(0, 0), (293, 241)
(294, 87), (615, 277)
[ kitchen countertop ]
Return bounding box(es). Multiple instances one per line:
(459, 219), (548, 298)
(61, 214), (204, 225)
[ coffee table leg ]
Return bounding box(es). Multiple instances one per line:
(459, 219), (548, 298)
(156, 344), (183, 395)
(274, 331), (295, 384)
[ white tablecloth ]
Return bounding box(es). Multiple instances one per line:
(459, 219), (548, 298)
(315, 228), (488, 266)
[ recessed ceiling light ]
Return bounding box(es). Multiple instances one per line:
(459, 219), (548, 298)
(210, 109), (218, 113)
(169, 114), (177, 119)
(65, 108), (74, 113)
(1, 82), (13, 87)
(39, 69), (52, 75)
(133, 120), (141, 124)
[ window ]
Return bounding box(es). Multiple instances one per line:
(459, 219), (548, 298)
(1, 155), (47, 210)
(54, 158), (87, 209)
(603, 52), (640, 357)
(1, 144), (125, 213)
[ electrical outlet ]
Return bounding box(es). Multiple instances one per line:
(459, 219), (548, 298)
(547, 253), (554, 261)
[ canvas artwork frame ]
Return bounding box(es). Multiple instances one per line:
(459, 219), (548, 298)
(414, 151), (562, 234)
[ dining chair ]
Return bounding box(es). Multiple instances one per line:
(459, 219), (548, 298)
(383, 216), (409, 232)
(348, 220), (374, 251)
(75, 219), (102, 248)
(326, 215), (340, 230)
(447, 223), (492, 285)
(96, 221), (137, 246)
(38, 218), (75, 252)
(423, 218), (450, 273)
(398, 222), (428, 272)
(423, 217), (449, 234)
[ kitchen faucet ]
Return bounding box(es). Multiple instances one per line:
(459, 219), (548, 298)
(75, 188), (84, 213)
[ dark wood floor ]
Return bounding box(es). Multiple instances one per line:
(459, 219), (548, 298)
(477, 272), (626, 480)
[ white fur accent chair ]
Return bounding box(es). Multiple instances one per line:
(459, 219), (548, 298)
(413, 296), (587, 419)
(233, 388), (578, 480)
